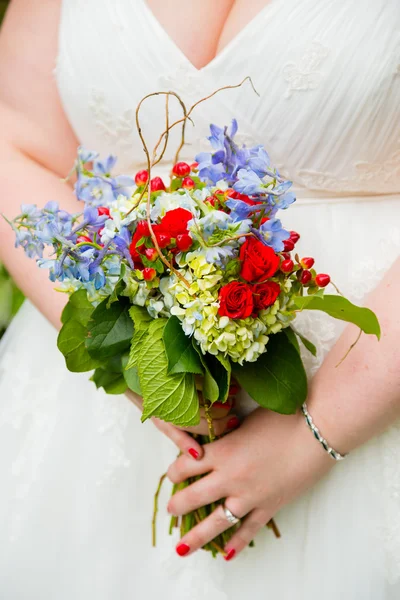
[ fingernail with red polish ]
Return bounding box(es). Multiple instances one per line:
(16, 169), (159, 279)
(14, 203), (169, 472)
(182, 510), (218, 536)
(224, 548), (236, 561)
(176, 543), (190, 556)
(227, 416), (240, 430)
(188, 448), (200, 460)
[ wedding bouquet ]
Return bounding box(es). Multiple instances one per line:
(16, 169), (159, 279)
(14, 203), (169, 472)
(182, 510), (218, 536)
(7, 82), (380, 556)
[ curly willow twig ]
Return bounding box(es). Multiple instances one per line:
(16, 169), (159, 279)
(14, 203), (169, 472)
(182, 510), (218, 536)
(129, 77), (259, 288)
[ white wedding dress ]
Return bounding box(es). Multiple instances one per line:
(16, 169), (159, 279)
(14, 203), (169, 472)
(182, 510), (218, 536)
(0, 0), (400, 598)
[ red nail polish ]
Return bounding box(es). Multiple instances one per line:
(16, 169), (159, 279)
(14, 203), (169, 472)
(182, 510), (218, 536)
(227, 416), (240, 430)
(176, 543), (190, 556)
(188, 448), (200, 460)
(224, 548), (236, 561)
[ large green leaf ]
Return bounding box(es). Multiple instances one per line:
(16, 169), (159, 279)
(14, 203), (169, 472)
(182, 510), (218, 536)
(91, 368), (127, 394)
(57, 319), (100, 372)
(293, 294), (381, 339)
(139, 320), (200, 427)
(232, 332), (308, 414)
(86, 297), (134, 361)
(191, 341), (219, 403)
(163, 317), (204, 375)
(61, 289), (93, 327)
(123, 365), (142, 395)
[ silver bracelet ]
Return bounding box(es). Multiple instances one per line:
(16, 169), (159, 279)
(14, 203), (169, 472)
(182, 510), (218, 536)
(301, 402), (348, 461)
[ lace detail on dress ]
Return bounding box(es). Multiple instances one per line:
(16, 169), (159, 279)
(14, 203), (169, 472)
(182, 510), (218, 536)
(282, 42), (329, 98)
(297, 144), (400, 194)
(158, 65), (204, 100)
(88, 89), (136, 153)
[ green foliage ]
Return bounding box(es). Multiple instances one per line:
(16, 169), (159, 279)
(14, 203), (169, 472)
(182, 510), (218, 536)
(0, 263), (24, 338)
(57, 319), (101, 372)
(61, 289), (93, 326)
(163, 316), (203, 375)
(135, 319), (200, 427)
(86, 297), (134, 361)
(293, 294), (381, 339)
(232, 331), (308, 414)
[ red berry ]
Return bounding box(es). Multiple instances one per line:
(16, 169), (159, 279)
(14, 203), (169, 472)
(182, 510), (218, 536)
(143, 267), (157, 281)
(301, 257), (315, 269)
(134, 169), (149, 186)
(300, 270), (312, 284)
(205, 195), (217, 206)
(283, 238), (295, 252)
(182, 177), (195, 190)
(315, 273), (331, 288)
(176, 233), (193, 251)
(97, 206), (110, 217)
(150, 177), (166, 192)
(290, 231), (300, 243)
(76, 235), (92, 244)
(172, 162), (191, 177)
(281, 259), (294, 273)
(214, 189), (225, 196)
(144, 248), (158, 262)
(190, 162), (199, 171)
(156, 233), (171, 249)
(260, 217), (269, 225)
(281, 252), (291, 260)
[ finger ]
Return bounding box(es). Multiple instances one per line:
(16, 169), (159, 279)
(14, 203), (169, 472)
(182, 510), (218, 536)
(151, 418), (204, 460)
(179, 413), (241, 436)
(174, 501), (248, 558)
(167, 473), (225, 516)
(223, 508), (271, 560)
(167, 448), (214, 483)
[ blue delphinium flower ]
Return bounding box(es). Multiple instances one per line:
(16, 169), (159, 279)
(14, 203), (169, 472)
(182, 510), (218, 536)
(253, 218), (290, 252)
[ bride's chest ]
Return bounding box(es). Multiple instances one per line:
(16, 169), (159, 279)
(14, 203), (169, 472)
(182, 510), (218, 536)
(56, 0), (400, 194)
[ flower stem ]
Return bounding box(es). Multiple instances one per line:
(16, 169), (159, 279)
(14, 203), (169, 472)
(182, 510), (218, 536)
(152, 472), (167, 547)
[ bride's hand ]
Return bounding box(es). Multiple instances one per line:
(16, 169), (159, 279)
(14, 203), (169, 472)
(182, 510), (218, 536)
(166, 407), (334, 559)
(125, 390), (240, 461)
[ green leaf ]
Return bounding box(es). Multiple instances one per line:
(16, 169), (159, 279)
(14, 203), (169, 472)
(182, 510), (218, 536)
(123, 365), (142, 395)
(129, 305), (153, 331)
(232, 332), (308, 414)
(139, 320), (200, 427)
(294, 330), (317, 356)
(57, 319), (100, 372)
(163, 317), (204, 375)
(61, 289), (93, 326)
(91, 368), (127, 394)
(284, 327), (301, 353)
(86, 297), (134, 361)
(206, 353), (231, 402)
(126, 326), (150, 369)
(191, 341), (219, 402)
(293, 294), (381, 339)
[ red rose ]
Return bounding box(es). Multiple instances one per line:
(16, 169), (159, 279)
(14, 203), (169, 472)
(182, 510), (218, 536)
(129, 220), (151, 260)
(158, 208), (193, 238)
(252, 281), (281, 315)
(218, 282), (254, 319)
(239, 237), (280, 283)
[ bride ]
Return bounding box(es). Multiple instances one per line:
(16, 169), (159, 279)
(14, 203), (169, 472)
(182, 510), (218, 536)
(0, 0), (399, 598)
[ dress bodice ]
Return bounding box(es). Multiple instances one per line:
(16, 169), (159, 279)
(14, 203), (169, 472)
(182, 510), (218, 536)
(55, 0), (400, 195)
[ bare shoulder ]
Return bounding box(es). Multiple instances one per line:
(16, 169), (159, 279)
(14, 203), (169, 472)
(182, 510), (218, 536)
(0, 0), (78, 175)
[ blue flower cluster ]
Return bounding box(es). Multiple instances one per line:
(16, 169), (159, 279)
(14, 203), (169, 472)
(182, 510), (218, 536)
(195, 121), (295, 251)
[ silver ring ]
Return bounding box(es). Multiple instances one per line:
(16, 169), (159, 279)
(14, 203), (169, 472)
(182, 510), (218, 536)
(223, 503), (240, 525)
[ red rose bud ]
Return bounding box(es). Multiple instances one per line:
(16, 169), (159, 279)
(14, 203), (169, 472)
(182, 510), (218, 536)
(289, 231), (300, 244)
(182, 176), (195, 190)
(159, 208), (193, 237)
(176, 233), (193, 251)
(280, 259), (294, 273)
(239, 237), (280, 283)
(190, 161), (199, 171)
(315, 273), (331, 287)
(172, 162), (191, 177)
(218, 282), (254, 319)
(76, 235), (92, 244)
(143, 267), (157, 281)
(301, 257), (315, 269)
(283, 238), (295, 252)
(97, 206), (110, 217)
(144, 248), (158, 262)
(252, 281), (281, 312)
(300, 270), (312, 284)
(134, 169), (149, 186)
(150, 176), (166, 192)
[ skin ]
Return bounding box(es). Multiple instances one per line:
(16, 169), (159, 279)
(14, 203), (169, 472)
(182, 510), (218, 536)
(0, 0), (399, 560)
